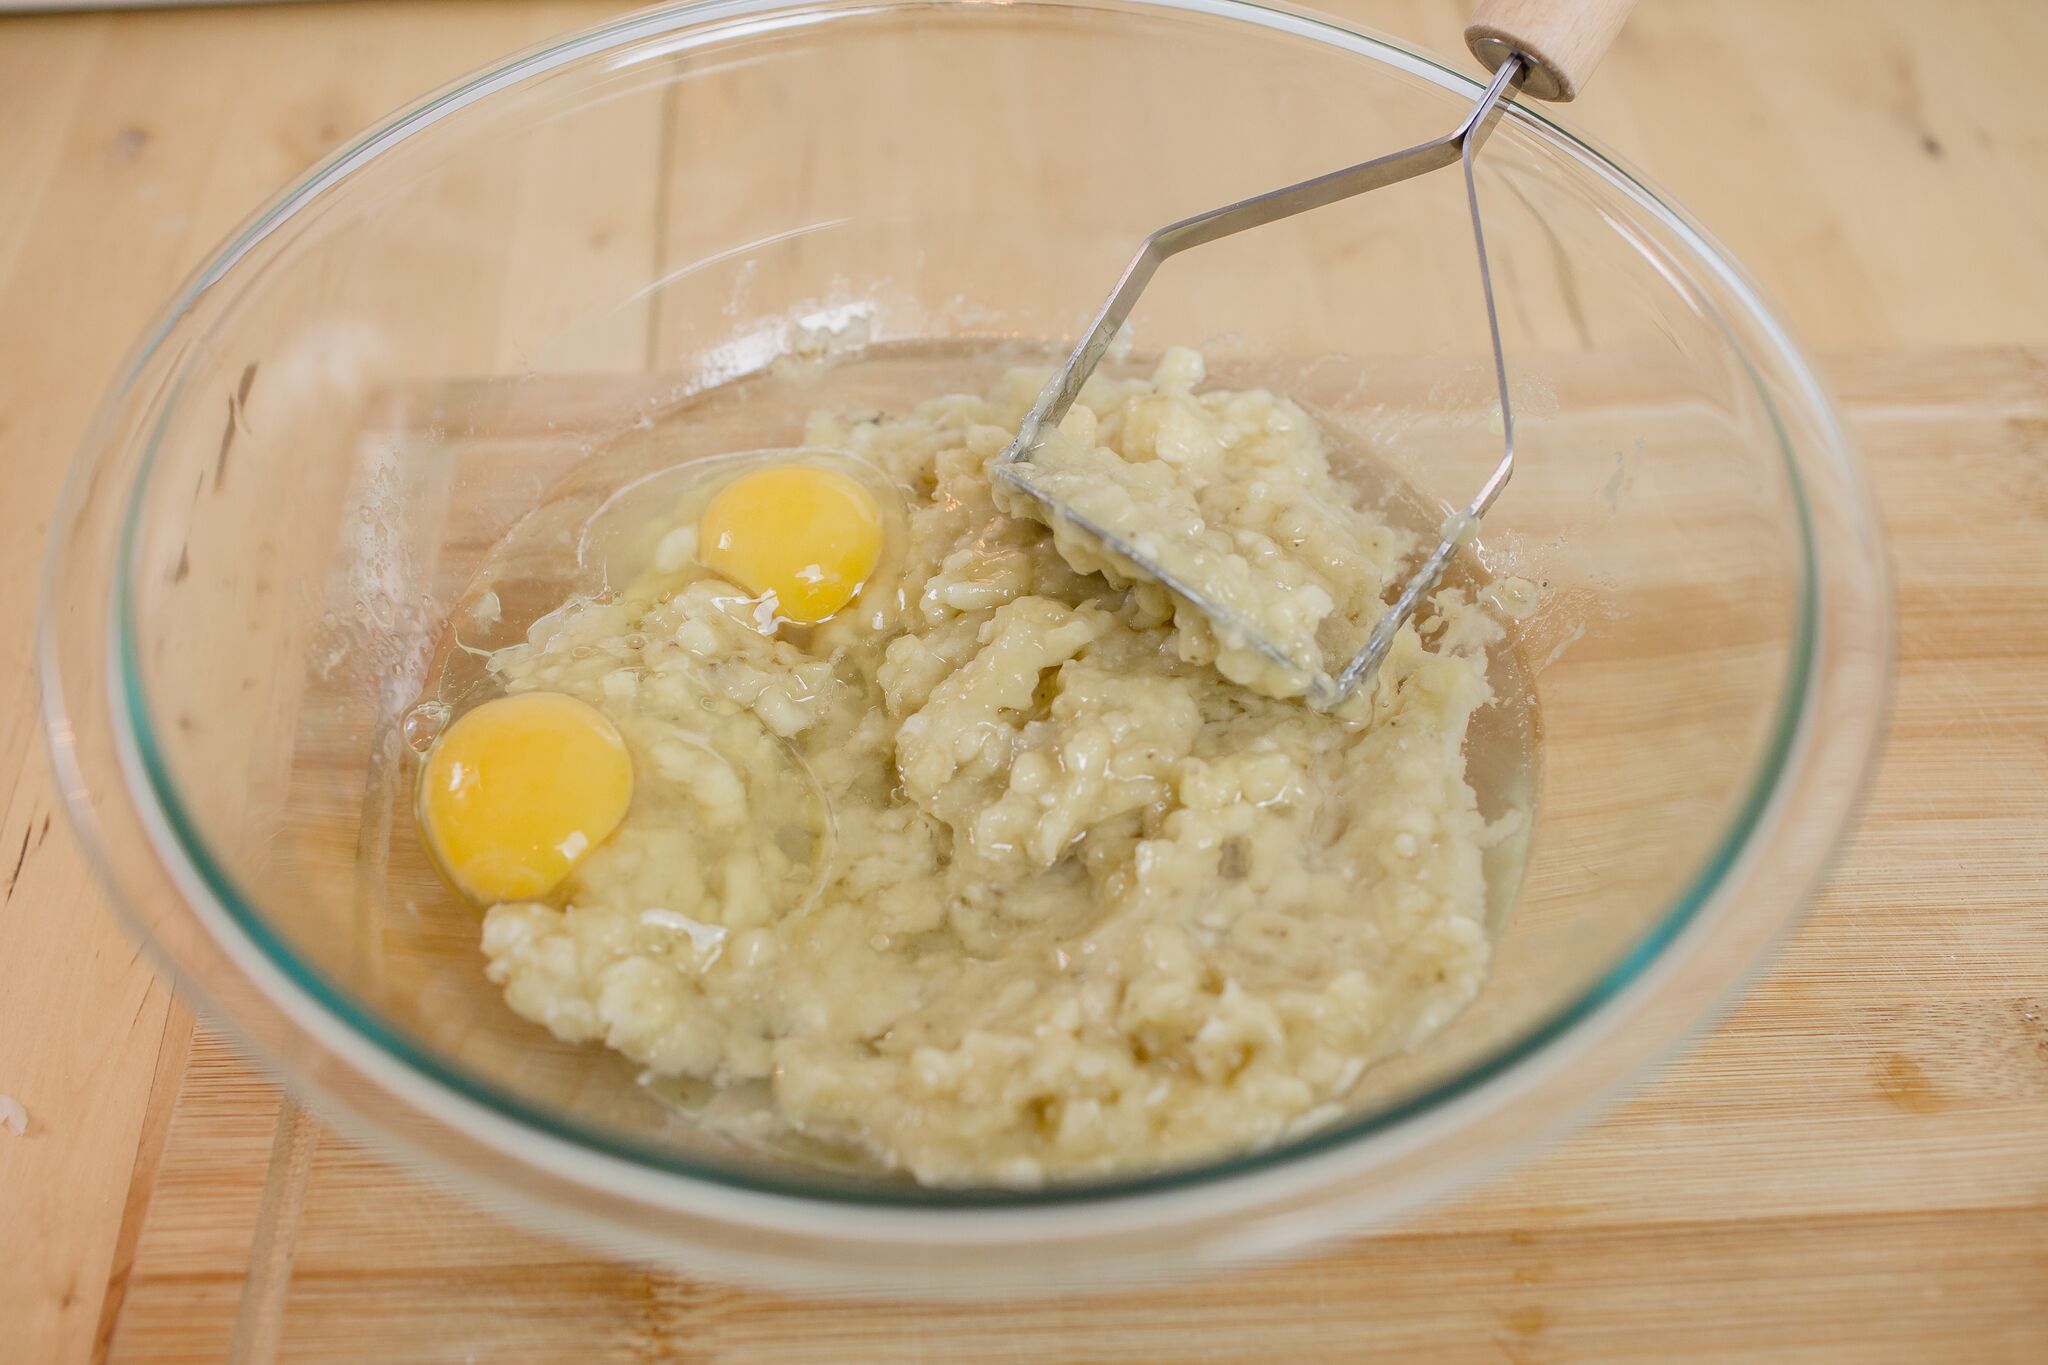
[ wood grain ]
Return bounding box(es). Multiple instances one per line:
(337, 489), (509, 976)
(0, 5), (657, 1360)
(2, 1), (2046, 1362)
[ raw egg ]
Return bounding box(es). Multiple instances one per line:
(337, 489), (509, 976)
(417, 690), (633, 904)
(697, 463), (883, 624)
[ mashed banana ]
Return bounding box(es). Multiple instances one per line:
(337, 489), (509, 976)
(475, 349), (1518, 1186)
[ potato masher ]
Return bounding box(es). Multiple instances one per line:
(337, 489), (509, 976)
(996, 0), (1635, 709)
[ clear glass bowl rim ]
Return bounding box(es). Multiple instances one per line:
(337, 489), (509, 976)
(50, 0), (1876, 1214)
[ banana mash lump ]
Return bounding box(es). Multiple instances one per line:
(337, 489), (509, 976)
(472, 349), (1519, 1186)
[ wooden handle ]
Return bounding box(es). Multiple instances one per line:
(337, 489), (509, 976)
(1466, 0), (1636, 102)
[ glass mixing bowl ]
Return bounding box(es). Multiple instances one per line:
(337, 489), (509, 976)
(41, 0), (1889, 1289)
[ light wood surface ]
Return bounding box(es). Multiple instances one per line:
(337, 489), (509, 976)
(2, 1), (2046, 1361)
(1466, 0), (1637, 100)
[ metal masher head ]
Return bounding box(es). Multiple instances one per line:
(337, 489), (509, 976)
(995, 0), (1632, 710)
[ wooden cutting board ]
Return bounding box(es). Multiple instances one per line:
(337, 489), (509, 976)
(90, 347), (2048, 1363)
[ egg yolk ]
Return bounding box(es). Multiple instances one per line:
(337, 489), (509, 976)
(697, 464), (882, 624)
(417, 691), (633, 905)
